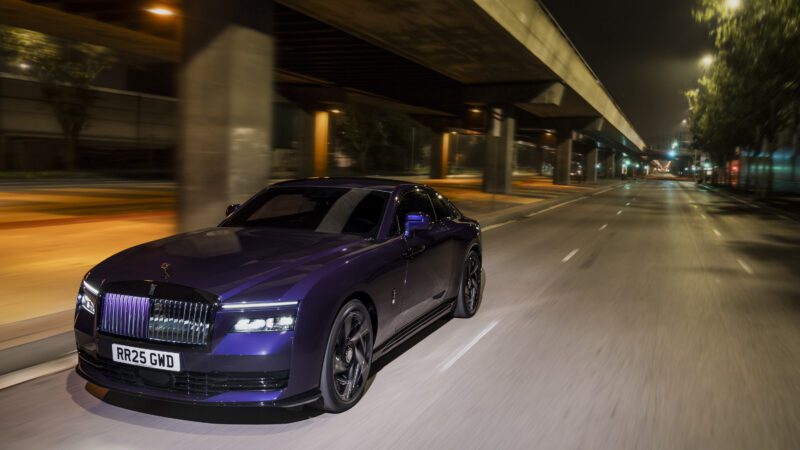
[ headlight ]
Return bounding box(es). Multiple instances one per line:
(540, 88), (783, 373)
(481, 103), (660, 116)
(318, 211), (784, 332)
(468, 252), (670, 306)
(234, 316), (295, 332)
(79, 293), (96, 315)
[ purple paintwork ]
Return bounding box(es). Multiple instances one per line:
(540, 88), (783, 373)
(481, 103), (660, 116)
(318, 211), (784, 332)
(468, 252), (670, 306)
(74, 178), (481, 407)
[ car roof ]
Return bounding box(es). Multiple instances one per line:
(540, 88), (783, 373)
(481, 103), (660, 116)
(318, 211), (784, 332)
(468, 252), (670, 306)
(271, 177), (418, 192)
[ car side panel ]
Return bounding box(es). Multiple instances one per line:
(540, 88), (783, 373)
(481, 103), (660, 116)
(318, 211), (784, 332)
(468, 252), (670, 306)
(280, 239), (406, 397)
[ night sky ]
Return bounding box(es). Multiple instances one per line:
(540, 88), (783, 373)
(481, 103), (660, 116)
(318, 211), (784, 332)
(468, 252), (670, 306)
(541, 0), (713, 143)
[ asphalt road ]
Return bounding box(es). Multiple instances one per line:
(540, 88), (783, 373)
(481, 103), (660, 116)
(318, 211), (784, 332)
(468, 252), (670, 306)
(2, 180), (800, 449)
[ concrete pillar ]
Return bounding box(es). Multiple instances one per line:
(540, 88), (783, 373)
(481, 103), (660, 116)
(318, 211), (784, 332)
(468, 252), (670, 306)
(606, 152), (616, 178)
(429, 132), (450, 179)
(554, 133), (573, 185)
(178, 0), (273, 231)
(312, 111), (329, 177)
(483, 108), (515, 194)
(586, 147), (598, 183)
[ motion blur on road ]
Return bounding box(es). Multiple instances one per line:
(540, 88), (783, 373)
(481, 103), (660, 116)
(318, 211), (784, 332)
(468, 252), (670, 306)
(1, 0), (799, 448)
(2, 180), (800, 449)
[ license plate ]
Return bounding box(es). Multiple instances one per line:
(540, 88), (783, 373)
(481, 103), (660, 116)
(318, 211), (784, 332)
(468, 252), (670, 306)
(111, 343), (181, 372)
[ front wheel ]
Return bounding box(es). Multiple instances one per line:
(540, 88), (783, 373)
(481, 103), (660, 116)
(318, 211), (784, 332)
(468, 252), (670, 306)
(318, 299), (373, 412)
(453, 249), (482, 318)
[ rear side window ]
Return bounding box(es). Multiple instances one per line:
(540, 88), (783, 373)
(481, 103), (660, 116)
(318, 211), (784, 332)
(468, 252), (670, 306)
(428, 190), (452, 221)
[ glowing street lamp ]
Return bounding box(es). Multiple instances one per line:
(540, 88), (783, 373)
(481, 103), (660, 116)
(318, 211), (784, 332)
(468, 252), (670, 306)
(700, 54), (714, 69)
(726, 0), (741, 11)
(146, 6), (176, 16)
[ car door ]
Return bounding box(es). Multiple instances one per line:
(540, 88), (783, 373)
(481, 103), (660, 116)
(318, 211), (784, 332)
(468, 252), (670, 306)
(425, 188), (460, 298)
(393, 189), (447, 330)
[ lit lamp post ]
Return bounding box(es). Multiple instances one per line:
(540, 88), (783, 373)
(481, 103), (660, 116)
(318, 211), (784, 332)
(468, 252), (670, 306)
(700, 54), (714, 69)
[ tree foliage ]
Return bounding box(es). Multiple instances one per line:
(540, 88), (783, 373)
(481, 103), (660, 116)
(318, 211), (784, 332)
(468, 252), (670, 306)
(0, 26), (114, 170)
(687, 0), (800, 188)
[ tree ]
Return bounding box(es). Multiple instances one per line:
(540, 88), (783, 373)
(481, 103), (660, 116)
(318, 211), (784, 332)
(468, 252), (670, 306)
(0, 26), (114, 170)
(336, 105), (388, 173)
(688, 0), (800, 193)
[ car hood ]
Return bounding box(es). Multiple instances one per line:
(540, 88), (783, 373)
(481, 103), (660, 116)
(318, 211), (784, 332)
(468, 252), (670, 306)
(90, 227), (370, 301)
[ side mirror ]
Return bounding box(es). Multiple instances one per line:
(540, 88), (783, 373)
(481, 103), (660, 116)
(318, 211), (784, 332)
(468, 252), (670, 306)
(225, 204), (240, 217)
(404, 212), (432, 238)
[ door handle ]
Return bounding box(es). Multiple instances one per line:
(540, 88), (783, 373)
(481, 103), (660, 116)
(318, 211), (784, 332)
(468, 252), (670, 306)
(402, 244), (426, 259)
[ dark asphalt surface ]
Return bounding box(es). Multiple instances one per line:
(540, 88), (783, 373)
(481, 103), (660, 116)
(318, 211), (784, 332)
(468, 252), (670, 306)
(2, 180), (799, 449)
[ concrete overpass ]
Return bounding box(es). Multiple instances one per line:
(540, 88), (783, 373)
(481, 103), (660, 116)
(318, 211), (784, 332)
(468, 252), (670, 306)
(1, 0), (645, 229)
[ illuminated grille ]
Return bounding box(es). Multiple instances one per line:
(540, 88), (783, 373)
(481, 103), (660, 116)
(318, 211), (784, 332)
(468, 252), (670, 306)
(148, 298), (212, 345)
(100, 294), (213, 346)
(100, 293), (149, 339)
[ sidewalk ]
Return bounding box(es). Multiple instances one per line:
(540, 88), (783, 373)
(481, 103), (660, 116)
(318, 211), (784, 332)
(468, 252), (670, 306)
(698, 183), (800, 224)
(0, 175), (623, 376)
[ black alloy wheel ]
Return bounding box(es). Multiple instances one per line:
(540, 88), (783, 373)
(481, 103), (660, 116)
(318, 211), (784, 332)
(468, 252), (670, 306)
(454, 249), (482, 318)
(319, 299), (373, 412)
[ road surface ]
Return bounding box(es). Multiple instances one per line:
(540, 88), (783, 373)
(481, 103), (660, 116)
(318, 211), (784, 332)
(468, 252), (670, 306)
(2, 180), (799, 449)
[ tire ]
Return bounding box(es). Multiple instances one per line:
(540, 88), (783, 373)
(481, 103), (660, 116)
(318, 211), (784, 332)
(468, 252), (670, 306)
(317, 299), (374, 413)
(453, 249), (482, 318)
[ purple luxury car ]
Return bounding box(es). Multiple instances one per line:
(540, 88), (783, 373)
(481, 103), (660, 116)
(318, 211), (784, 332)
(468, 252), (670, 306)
(74, 178), (483, 412)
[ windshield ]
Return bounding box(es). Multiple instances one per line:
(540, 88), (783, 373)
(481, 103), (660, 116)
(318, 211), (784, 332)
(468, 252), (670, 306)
(224, 187), (389, 237)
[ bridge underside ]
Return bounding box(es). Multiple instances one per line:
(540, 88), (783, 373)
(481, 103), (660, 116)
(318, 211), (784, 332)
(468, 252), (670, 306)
(2, 0), (646, 229)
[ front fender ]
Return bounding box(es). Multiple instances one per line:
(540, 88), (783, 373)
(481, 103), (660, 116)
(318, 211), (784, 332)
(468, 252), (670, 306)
(282, 239), (404, 397)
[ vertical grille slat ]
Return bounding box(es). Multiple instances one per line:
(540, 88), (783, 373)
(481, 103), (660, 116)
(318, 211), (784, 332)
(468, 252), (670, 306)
(100, 293), (213, 346)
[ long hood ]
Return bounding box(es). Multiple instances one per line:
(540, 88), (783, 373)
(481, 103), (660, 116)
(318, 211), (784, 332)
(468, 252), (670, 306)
(90, 227), (369, 300)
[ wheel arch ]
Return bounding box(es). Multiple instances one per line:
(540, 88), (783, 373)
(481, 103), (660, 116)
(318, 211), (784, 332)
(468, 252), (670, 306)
(348, 290), (378, 341)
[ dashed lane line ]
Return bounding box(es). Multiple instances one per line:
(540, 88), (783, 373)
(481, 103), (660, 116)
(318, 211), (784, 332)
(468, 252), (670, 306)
(561, 248), (580, 263)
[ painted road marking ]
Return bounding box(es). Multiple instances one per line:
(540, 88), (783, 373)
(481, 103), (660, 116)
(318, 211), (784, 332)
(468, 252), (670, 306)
(701, 214), (707, 220)
(483, 221), (515, 232)
(616, 210), (622, 215)
(737, 259), (754, 275)
(693, 205), (699, 209)
(713, 228), (722, 237)
(626, 202), (631, 206)
(561, 248), (580, 263)
(599, 224), (608, 231)
(525, 197), (586, 218)
(440, 320), (499, 372)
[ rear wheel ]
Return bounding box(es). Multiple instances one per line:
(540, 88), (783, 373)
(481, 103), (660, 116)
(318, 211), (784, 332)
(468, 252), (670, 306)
(318, 299), (373, 412)
(453, 249), (482, 318)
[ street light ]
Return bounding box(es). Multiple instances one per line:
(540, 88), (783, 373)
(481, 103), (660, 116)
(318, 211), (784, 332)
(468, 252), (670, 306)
(145, 6), (176, 16)
(726, 0), (742, 11)
(700, 54), (714, 69)
(681, 119), (688, 126)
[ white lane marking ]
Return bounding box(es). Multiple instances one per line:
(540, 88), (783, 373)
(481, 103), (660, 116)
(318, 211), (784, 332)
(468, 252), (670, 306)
(701, 214), (707, 220)
(626, 202), (631, 206)
(525, 197), (586, 217)
(693, 205), (699, 209)
(440, 320), (499, 372)
(713, 228), (722, 237)
(561, 248), (580, 263)
(616, 210), (622, 215)
(599, 224), (608, 231)
(482, 221), (515, 232)
(737, 259), (754, 275)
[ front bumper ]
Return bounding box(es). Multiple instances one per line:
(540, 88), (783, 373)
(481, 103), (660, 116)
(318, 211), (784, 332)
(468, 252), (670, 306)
(75, 327), (319, 407)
